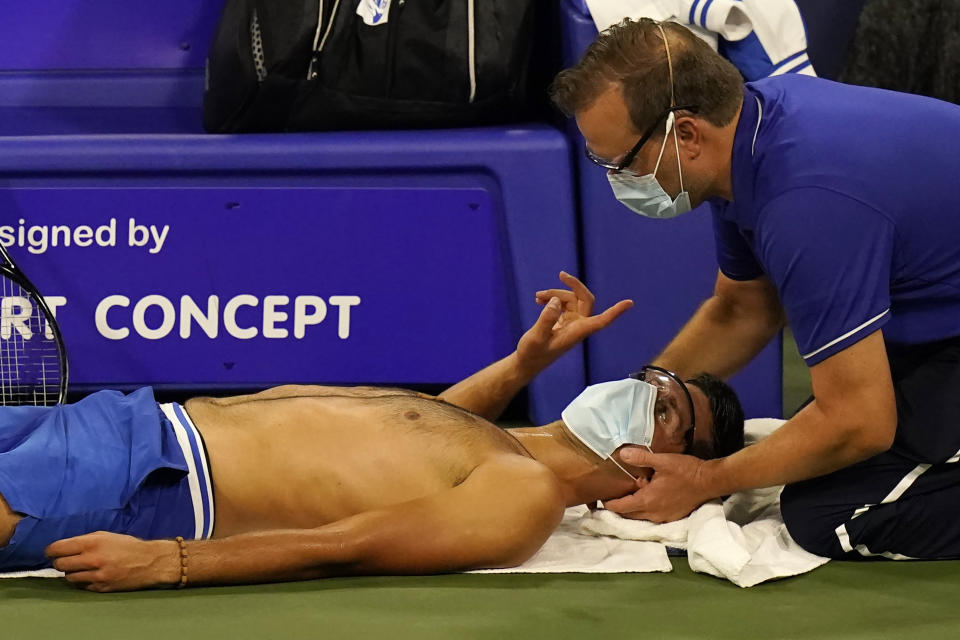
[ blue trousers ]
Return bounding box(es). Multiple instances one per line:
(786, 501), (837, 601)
(782, 336), (960, 559)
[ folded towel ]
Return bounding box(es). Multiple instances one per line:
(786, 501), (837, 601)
(472, 505), (672, 574)
(686, 493), (827, 587)
(580, 508), (689, 549)
(571, 419), (829, 586)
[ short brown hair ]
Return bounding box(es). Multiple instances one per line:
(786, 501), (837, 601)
(687, 372), (745, 460)
(550, 18), (744, 133)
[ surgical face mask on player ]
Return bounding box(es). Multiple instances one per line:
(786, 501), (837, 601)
(560, 378), (657, 480)
(607, 111), (692, 219)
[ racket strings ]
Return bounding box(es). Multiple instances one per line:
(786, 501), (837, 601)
(0, 274), (63, 406)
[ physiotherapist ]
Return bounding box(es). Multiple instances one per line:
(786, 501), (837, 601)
(548, 17), (960, 560)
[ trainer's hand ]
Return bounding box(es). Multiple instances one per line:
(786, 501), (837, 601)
(46, 531), (179, 592)
(518, 271), (632, 375)
(602, 448), (715, 522)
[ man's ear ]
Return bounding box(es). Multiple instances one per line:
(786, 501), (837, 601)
(676, 118), (702, 159)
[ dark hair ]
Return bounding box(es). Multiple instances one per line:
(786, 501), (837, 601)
(549, 18), (744, 133)
(687, 373), (745, 459)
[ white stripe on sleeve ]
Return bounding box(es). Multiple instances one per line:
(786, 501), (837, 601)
(802, 309), (890, 361)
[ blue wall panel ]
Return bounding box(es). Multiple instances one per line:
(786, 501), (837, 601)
(0, 1), (221, 70)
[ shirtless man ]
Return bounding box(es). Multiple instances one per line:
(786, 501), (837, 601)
(0, 274), (744, 591)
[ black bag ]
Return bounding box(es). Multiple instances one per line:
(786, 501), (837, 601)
(203, 0), (537, 132)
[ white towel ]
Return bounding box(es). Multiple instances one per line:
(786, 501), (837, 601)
(0, 568), (62, 579)
(574, 418), (828, 586)
(687, 492), (828, 587)
(472, 505), (672, 574)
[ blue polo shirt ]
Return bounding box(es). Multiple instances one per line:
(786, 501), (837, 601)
(711, 75), (960, 366)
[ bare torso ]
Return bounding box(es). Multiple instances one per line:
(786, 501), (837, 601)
(185, 388), (531, 538)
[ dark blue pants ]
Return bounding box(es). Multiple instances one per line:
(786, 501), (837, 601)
(782, 336), (960, 559)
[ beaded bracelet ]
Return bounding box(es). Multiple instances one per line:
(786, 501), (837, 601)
(175, 536), (188, 588)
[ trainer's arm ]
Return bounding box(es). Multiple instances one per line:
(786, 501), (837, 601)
(653, 271), (785, 379)
(709, 329), (897, 490)
(608, 330), (897, 521)
(46, 456), (565, 592)
(438, 272), (632, 420)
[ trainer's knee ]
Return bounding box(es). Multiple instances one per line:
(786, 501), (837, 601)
(781, 483), (851, 559)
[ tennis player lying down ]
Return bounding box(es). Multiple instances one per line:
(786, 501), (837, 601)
(0, 274), (743, 591)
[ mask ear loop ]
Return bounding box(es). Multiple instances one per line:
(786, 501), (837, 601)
(672, 113), (685, 193)
(609, 445), (651, 482)
(652, 113), (672, 176)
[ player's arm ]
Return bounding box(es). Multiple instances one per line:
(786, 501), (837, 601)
(653, 271), (786, 379)
(198, 384), (423, 406)
(437, 272), (633, 420)
(46, 456), (566, 592)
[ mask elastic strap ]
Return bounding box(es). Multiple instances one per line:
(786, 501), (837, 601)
(657, 24), (675, 107)
(673, 116), (685, 192)
(611, 457), (638, 481)
(610, 445), (651, 482)
(652, 112), (672, 176)
(655, 22), (682, 190)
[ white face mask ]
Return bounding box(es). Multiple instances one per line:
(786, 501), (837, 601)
(560, 378), (657, 480)
(607, 111), (692, 219)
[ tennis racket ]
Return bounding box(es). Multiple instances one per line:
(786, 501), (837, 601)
(0, 243), (68, 405)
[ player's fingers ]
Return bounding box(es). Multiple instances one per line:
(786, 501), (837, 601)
(535, 289), (577, 305)
(63, 570), (101, 585)
(45, 536), (89, 559)
(87, 582), (114, 593)
(557, 300), (633, 345)
(558, 271), (595, 305)
(590, 299), (634, 328)
(52, 554), (99, 574)
(531, 297), (563, 336)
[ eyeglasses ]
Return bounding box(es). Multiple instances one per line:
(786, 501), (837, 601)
(629, 365), (696, 454)
(585, 104), (699, 172)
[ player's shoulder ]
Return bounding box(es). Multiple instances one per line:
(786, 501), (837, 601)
(471, 454), (565, 511)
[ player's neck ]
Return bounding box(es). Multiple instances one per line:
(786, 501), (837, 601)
(508, 422), (636, 507)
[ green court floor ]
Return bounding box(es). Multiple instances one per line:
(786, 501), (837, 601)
(3, 560), (959, 640)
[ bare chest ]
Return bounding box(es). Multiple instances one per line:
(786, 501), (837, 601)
(188, 395), (520, 535)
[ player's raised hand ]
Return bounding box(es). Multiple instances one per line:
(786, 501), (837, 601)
(517, 271), (632, 375)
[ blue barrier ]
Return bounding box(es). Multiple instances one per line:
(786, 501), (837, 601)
(0, 127), (585, 423)
(1, 2), (218, 71)
(0, 1), (585, 423)
(559, 0), (783, 419)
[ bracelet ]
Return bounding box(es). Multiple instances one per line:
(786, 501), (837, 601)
(175, 536), (188, 589)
